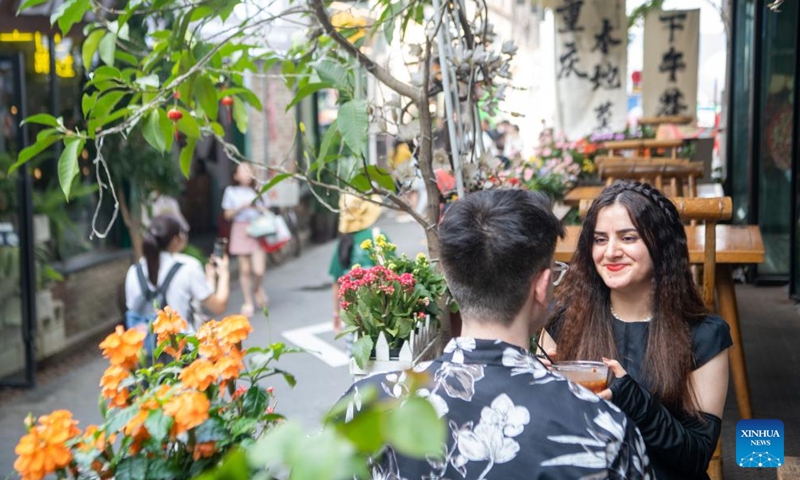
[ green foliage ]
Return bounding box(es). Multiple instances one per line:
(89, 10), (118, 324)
(198, 372), (445, 480)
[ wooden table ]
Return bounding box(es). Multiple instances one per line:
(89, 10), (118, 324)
(556, 224), (764, 420)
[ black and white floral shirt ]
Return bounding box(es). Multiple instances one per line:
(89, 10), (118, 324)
(344, 337), (653, 480)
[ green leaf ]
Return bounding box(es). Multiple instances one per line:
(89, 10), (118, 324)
(195, 417), (228, 443)
(90, 91), (125, 120)
(142, 109), (166, 152)
(337, 100), (368, 159)
(385, 397), (446, 458)
(351, 335), (373, 369)
(336, 407), (384, 452)
(115, 50), (138, 66)
(9, 135), (61, 174)
(176, 109), (200, 138)
(144, 409), (172, 443)
(116, 456), (148, 480)
(286, 82), (332, 111)
(81, 29), (105, 68)
(194, 75), (218, 121)
(52, 0), (90, 34)
(210, 122), (225, 137)
(57, 137), (84, 200)
(17, 0), (49, 13)
(81, 92), (98, 117)
(314, 120), (340, 170)
(179, 137), (197, 178)
(247, 421), (304, 470)
(195, 448), (249, 480)
(230, 417), (258, 437)
(314, 59), (350, 90)
(158, 108), (174, 152)
(98, 32), (117, 66)
(117, 22), (130, 41)
(232, 96), (247, 133)
(281, 60), (296, 89)
(107, 405), (139, 433)
(258, 173), (291, 196)
(145, 457), (179, 480)
(135, 74), (160, 89)
(365, 165), (396, 192)
(242, 387), (269, 417)
(21, 113), (60, 127)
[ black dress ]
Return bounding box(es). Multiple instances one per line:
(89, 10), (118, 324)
(550, 314), (733, 479)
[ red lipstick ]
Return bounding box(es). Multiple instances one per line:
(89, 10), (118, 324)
(606, 264), (626, 272)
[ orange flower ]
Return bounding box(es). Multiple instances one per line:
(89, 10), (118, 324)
(14, 410), (80, 480)
(162, 338), (187, 360)
(163, 391), (210, 436)
(214, 347), (244, 381)
(197, 320), (225, 361)
(123, 408), (149, 438)
(180, 359), (218, 391)
(80, 425), (115, 452)
(99, 326), (145, 369)
(191, 441), (217, 461)
(152, 307), (188, 345)
(217, 315), (253, 345)
(99, 365), (131, 408)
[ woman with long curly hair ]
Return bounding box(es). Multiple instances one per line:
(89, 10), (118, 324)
(540, 180), (732, 480)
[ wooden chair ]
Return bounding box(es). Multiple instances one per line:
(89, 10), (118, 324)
(581, 196), (732, 480)
(600, 161), (704, 198)
(603, 138), (684, 158)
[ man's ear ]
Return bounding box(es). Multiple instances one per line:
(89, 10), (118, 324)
(531, 268), (552, 307)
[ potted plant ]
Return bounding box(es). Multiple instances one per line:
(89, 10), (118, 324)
(12, 308), (299, 480)
(336, 235), (449, 375)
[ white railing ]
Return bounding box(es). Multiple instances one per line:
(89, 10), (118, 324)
(349, 315), (439, 380)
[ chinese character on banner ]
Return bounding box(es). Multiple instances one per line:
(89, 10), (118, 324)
(553, 0), (627, 139)
(642, 9), (699, 119)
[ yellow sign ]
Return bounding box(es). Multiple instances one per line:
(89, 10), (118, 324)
(0, 29), (76, 78)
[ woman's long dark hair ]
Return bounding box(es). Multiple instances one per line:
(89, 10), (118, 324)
(142, 215), (183, 286)
(554, 180), (707, 414)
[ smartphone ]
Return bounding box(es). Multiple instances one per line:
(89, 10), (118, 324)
(213, 238), (228, 261)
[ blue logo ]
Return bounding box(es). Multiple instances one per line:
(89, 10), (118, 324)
(736, 419), (784, 468)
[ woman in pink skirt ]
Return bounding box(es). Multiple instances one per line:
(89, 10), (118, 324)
(222, 162), (269, 317)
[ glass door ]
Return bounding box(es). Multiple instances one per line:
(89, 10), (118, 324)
(754, 2), (797, 281)
(0, 53), (36, 387)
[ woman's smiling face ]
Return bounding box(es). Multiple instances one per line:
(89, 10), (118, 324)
(592, 203), (654, 296)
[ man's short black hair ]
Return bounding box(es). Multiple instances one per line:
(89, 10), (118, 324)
(439, 189), (564, 324)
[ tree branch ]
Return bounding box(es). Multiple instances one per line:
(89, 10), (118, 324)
(309, 0), (422, 103)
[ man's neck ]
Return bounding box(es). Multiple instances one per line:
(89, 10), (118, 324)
(460, 316), (533, 352)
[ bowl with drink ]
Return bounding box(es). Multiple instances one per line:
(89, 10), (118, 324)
(551, 361), (609, 393)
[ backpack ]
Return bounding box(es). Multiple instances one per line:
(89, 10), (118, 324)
(125, 262), (183, 354)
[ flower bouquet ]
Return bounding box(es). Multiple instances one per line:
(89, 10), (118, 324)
(13, 308), (298, 480)
(337, 235), (449, 371)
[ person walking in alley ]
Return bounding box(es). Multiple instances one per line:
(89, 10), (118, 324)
(222, 162), (269, 318)
(541, 180), (731, 479)
(340, 189), (653, 479)
(125, 215), (230, 338)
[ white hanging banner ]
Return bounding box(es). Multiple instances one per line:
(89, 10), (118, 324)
(553, 0), (627, 139)
(642, 9), (700, 119)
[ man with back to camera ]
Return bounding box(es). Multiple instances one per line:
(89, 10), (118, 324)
(341, 189), (653, 479)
